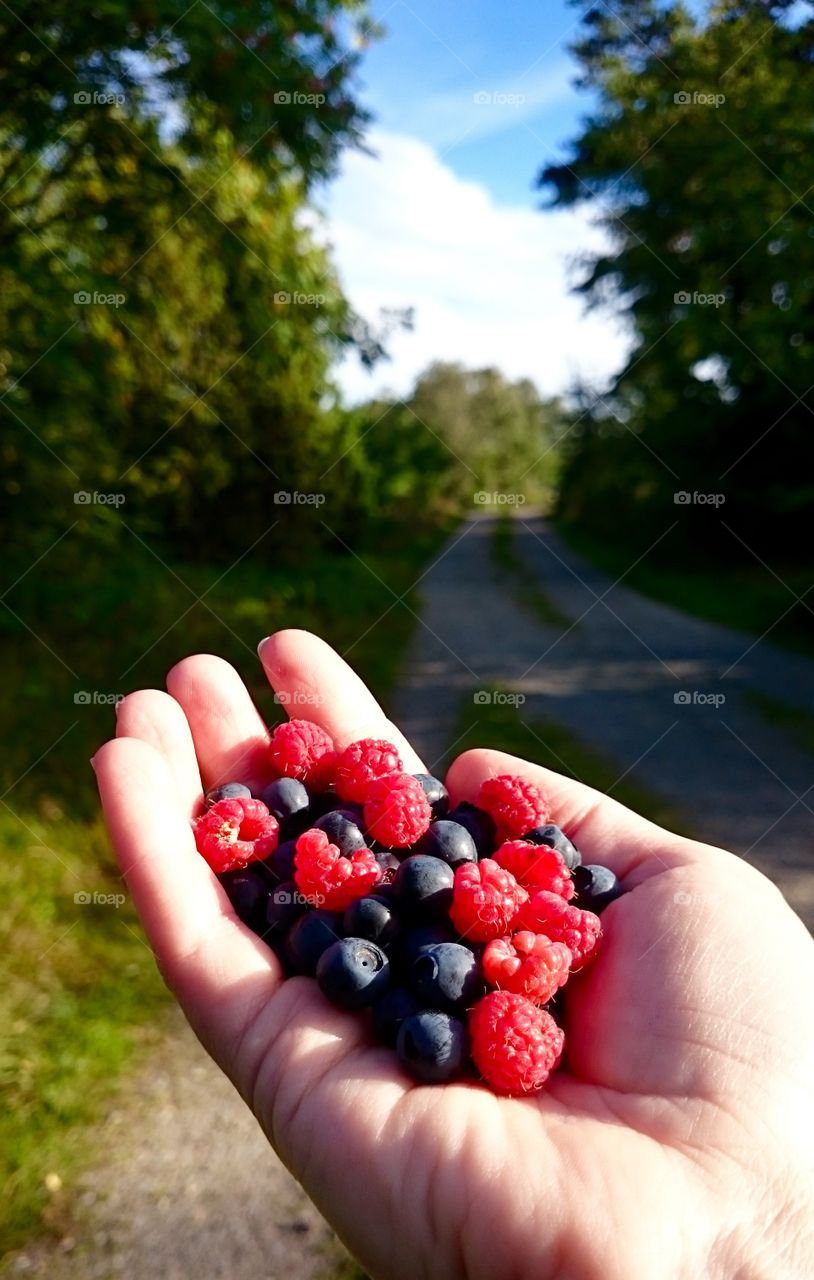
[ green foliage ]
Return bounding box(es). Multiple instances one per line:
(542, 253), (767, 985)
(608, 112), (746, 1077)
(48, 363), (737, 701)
(0, 523), (450, 1251)
(543, 1), (814, 561)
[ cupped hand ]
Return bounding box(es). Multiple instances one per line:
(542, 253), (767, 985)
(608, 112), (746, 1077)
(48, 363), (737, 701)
(92, 630), (814, 1280)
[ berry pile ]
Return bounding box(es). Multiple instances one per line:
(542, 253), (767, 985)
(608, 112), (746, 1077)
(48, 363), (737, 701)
(194, 722), (625, 1096)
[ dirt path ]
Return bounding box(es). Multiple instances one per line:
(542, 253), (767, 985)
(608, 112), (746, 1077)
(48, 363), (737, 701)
(8, 511), (813, 1279)
(395, 513), (814, 927)
(4, 1010), (351, 1280)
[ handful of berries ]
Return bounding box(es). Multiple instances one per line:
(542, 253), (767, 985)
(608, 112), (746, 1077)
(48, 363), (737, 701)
(194, 721), (625, 1096)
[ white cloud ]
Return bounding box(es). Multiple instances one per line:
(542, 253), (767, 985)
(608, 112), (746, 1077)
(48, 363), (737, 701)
(322, 130), (631, 403)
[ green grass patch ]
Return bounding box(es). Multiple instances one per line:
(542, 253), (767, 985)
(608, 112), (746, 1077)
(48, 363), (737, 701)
(448, 688), (691, 837)
(0, 521), (452, 1254)
(745, 689), (814, 758)
(490, 515), (573, 631)
(559, 522), (814, 659)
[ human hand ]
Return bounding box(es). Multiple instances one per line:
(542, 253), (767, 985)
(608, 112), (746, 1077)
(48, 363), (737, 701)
(93, 630), (814, 1280)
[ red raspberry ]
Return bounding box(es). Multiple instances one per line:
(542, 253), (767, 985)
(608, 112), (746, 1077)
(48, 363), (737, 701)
(519, 891), (602, 969)
(269, 719), (335, 784)
(363, 773), (431, 848)
(482, 931), (572, 1004)
(306, 748), (338, 793)
(477, 774), (551, 841)
(334, 737), (403, 803)
(294, 828), (380, 911)
(469, 991), (564, 1095)
(449, 859), (528, 942)
(493, 839), (574, 899)
(194, 797), (279, 873)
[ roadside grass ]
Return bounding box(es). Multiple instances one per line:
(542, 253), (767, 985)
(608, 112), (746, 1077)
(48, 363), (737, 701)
(559, 523), (814, 659)
(745, 689), (814, 758)
(0, 521), (452, 1254)
(490, 514), (573, 631)
(447, 688), (692, 837)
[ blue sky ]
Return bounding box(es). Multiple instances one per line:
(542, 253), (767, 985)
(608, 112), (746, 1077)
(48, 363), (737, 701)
(354, 0), (587, 204)
(323, 1), (629, 402)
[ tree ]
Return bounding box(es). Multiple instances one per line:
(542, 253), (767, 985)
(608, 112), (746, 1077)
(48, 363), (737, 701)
(541, 0), (814, 558)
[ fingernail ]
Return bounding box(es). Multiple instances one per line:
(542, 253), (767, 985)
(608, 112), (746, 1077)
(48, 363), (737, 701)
(257, 636), (271, 661)
(89, 755), (97, 772)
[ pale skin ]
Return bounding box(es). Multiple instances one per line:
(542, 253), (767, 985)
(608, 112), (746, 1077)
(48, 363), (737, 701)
(92, 629), (814, 1280)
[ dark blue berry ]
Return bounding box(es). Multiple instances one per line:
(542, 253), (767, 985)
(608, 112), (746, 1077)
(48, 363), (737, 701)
(573, 863), (624, 913)
(219, 867), (268, 931)
(446, 802), (495, 856)
(312, 809), (367, 856)
(394, 855), (454, 920)
(409, 942), (484, 1014)
(397, 1010), (469, 1083)
(205, 781), (252, 809)
(316, 937), (390, 1010)
(417, 819), (477, 869)
(413, 774), (449, 819)
(372, 850), (401, 883)
(285, 909), (344, 975)
(342, 895), (400, 948)
(263, 879), (307, 941)
(258, 838), (296, 885)
(523, 823), (581, 870)
(372, 988), (419, 1046)
(260, 777), (310, 822)
(396, 923), (457, 974)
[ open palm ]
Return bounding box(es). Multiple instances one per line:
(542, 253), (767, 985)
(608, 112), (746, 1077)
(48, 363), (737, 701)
(93, 630), (814, 1280)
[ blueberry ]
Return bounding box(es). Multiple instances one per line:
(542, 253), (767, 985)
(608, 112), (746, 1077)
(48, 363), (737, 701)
(396, 923), (457, 973)
(417, 819), (477, 869)
(342, 894), (400, 948)
(260, 777), (310, 821)
(523, 823), (581, 870)
(372, 850), (401, 883)
(573, 863), (624, 913)
(394, 855), (454, 920)
(372, 987), (419, 1047)
(258, 837), (296, 885)
(413, 774), (449, 819)
(410, 942), (484, 1014)
(397, 1010), (469, 1083)
(262, 879), (307, 942)
(446, 802), (495, 856)
(285, 909), (343, 975)
(219, 867), (268, 930)
(316, 937), (390, 1010)
(312, 809), (367, 856)
(205, 781), (252, 808)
